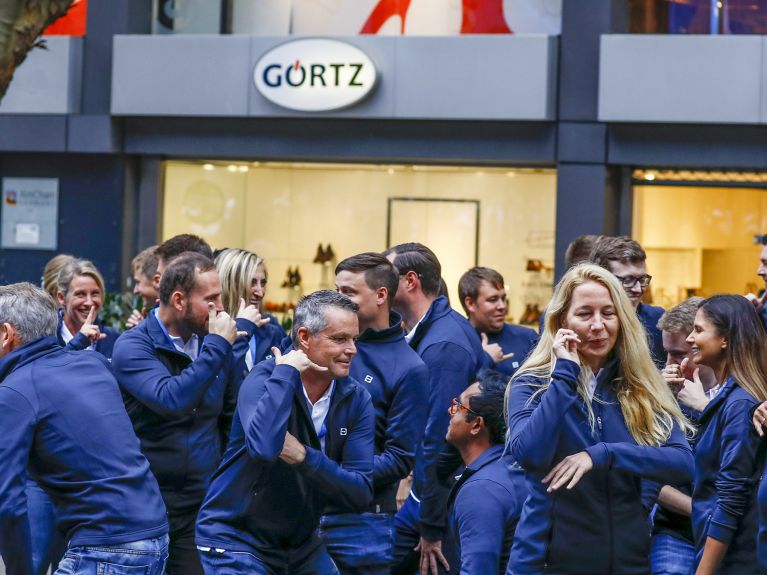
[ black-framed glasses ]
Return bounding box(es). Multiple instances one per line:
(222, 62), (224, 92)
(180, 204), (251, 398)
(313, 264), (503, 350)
(613, 274), (652, 289)
(448, 397), (478, 417)
(755, 234), (767, 246)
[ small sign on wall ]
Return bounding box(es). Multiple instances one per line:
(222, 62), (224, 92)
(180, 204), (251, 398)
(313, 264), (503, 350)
(1, 178), (59, 250)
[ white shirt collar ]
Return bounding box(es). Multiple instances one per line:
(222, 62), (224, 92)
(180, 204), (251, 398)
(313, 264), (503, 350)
(302, 380), (336, 452)
(404, 313), (427, 344)
(60, 318), (95, 351)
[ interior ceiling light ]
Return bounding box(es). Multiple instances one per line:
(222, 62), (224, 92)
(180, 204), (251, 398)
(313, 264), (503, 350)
(633, 169), (767, 183)
(203, 164), (214, 171)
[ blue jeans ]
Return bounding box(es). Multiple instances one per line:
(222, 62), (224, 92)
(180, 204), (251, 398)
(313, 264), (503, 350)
(53, 534), (169, 575)
(198, 543), (339, 575)
(27, 480), (66, 575)
(319, 513), (393, 575)
(650, 533), (695, 575)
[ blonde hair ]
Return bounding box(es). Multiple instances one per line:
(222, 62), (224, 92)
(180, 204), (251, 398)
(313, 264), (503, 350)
(42, 254), (76, 299)
(508, 263), (692, 446)
(56, 258), (106, 300)
(215, 248), (265, 318)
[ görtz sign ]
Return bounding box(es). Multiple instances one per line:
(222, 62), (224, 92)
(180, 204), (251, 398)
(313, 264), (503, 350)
(253, 38), (377, 112)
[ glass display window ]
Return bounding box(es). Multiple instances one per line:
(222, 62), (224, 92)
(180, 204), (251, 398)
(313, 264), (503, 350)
(162, 160), (557, 326)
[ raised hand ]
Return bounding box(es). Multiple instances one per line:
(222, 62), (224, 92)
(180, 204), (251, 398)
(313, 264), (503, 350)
(79, 306), (107, 343)
(481, 332), (515, 364)
(237, 297), (270, 328)
(753, 401), (767, 437)
(744, 291), (767, 313)
(553, 328), (580, 363)
(661, 363), (685, 396)
(207, 303), (246, 344)
(272, 347), (328, 374)
(125, 309), (144, 330)
(278, 431), (307, 465)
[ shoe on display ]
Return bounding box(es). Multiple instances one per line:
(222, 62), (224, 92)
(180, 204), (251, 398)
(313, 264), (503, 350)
(281, 267), (292, 288)
(324, 243), (335, 263)
(313, 243), (325, 264)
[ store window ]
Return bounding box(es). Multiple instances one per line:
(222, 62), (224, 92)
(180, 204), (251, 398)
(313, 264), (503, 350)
(630, 0), (767, 34)
(632, 169), (767, 309)
(162, 161), (557, 327)
(152, 0), (562, 35)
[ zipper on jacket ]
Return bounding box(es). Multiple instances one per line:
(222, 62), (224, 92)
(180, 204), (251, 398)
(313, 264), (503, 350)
(597, 416), (602, 431)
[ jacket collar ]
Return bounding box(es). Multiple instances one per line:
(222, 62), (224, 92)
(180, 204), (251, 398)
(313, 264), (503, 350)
(698, 375), (737, 424)
(358, 311), (405, 344)
(447, 444), (505, 508)
(408, 296), (451, 349)
(0, 336), (60, 381)
(145, 310), (192, 360)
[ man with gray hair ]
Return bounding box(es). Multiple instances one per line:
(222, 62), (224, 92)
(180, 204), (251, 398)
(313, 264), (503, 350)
(196, 290), (375, 574)
(0, 283), (169, 575)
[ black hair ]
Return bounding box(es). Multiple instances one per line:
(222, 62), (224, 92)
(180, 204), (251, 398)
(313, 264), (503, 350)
(382, 242), (441, 297)
(156, 234), (213, 266)
(159, 252), (216, 305)
(335, 252), (399, 307)
(467, 369), (509, 445)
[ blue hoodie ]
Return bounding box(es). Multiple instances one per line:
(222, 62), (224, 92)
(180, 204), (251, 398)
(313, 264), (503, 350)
(57, 310), (120, 360)
(0, 337), (168, 575)
(196, 358), (374, 556)
(324, 311), (429, 514)
(482, 323), (538, 377)
(692, 376), (764, 574)
(507, 358), (693, 574)
(408, 295), (485, 541)
(447, 445), (526, 575)
(111, 311), (237, 514)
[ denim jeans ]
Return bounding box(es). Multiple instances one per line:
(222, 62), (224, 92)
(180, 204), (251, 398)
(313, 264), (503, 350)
(53, 534), (169, 575)
(650, 533), (695, 575)
(26, 480), (66, 575)
(198, 542), (339, 575)
(391, 494), (450, 575)
(319, 512), (393, 575)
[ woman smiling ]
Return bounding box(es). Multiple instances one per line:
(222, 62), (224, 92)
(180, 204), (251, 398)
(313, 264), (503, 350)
(505, 263), (693, 574)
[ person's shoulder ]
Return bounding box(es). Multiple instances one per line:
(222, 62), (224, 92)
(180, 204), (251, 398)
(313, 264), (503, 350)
(503, 323), (538, 339)
(640, 303), (665, 319)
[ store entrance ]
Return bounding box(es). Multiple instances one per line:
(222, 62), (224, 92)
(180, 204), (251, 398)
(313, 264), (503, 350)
(161, 160), (557, 325)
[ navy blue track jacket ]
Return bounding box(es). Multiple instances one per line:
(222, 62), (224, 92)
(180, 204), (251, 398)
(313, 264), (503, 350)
(482, 323), (538, 377)
(507, 358), (693, 574)
(447, 445), (526, 575)
(325, 312), (429, 514)
(637, 302), (665, 368)
(111, 311), (237, 514)
(408, 296), (485, 541)
(0, 337), (168, 575)
(692, 376), (764, 574)
(57, 310), (120, 360)
(759, 465), (767, 569)
(196, 358), (375, 555)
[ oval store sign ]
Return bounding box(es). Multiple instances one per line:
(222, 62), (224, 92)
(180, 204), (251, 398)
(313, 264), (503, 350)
(254, 39), (377, 112)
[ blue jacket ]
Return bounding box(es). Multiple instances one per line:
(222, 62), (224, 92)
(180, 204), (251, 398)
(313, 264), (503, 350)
(447, 445), (526, 575)
(196, 358), (375, 553)
(233, 317), (286, 371)
(325, 312), (429, 514)
(482, 323), (538, 377)
(408, 295), (485, 540)
(507, 358), (693, 574)
(111, 311), (237, 514)
(637, 302), (665, 368)
(57, 310), (120, 360)
(759, 465), (767, 569)
(692, 376), (764, 574)
(0, 337), (167, 575)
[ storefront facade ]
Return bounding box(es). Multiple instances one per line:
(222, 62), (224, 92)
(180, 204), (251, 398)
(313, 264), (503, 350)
(1, 0), (766, 316)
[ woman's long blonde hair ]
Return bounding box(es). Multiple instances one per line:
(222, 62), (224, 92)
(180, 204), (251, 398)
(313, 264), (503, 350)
(507, 263), (692, 446)
(215, 248), (264, 318)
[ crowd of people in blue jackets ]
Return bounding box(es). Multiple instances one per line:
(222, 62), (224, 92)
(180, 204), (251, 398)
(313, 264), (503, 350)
(1, 231), (767, 575)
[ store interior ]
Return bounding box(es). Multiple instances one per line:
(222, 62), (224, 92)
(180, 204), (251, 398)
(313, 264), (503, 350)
(162, 160), (557, 326)
(633, 171), (767, 308)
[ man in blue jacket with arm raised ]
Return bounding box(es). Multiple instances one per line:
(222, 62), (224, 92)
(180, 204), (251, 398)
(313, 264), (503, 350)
(112, 252), (254, 575)
(195, 290), (375, 574)
(320, 252), (429, 574)
(385, 243), (485, 575)
(0, 283), (169, 575)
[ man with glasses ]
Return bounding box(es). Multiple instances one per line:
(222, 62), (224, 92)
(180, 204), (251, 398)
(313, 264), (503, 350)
(444, 370), (526, 575)
(590, 236), (665, 367)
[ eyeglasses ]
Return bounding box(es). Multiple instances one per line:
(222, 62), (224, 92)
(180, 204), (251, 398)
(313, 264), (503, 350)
(613, 274), (652, 289)
(448, 397), (478, 417)
(755, 234), (767, 246)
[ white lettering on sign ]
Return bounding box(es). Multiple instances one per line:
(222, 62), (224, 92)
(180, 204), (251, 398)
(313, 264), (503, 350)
(254, 39), (377, 112)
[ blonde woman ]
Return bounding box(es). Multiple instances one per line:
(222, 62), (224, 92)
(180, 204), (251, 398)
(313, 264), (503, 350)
(55, 258), (119, 359)
(41, 253), (75, 301)
(215, 248), (286, 371)
(506, 263), (694, 574)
